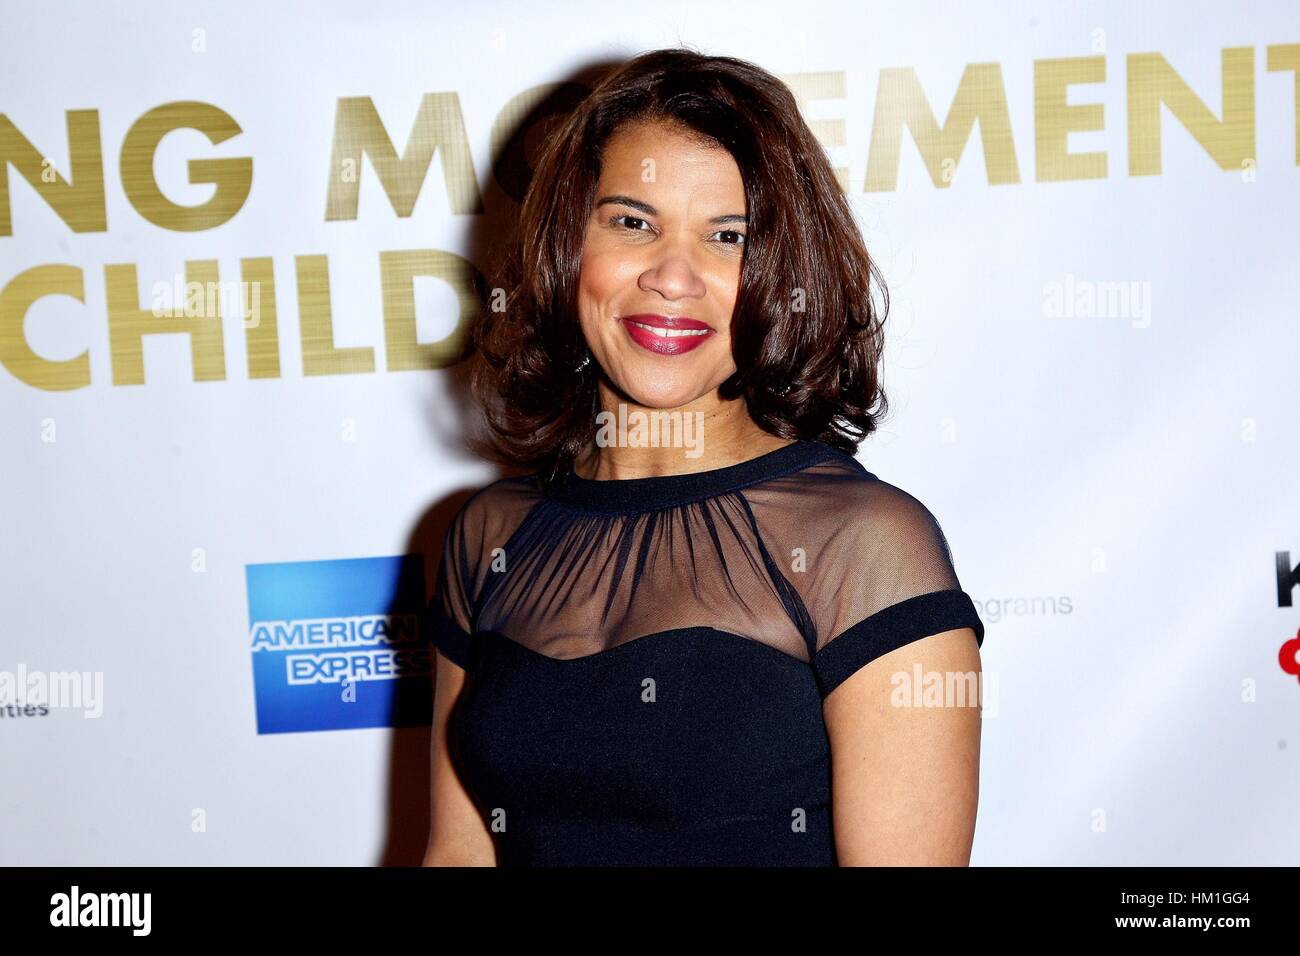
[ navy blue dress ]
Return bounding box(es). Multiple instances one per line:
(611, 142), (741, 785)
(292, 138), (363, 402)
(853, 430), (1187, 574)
(426, 438), (984, 866)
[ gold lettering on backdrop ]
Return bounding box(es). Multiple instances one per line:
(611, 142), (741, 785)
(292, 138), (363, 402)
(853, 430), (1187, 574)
(1128, 47), (1255, 175)
(0, 111), (106, 235)
(1034, 56), (1107, 182)
(0, 265), (89, 390)
(2, 40), (1299, 393)
(0, 249), (481, 387)
(105, 261), (227, 384)
(120, 101), (252, 230)
(778, 71), (851, 192)
(295, 255), (375, 376)
(324, 94), (483, 220)
(1266, 44), (1300, 164)
(866, 62), (1021, 190)
(379, 250), (481, 371)
(241, 257), (280, 380)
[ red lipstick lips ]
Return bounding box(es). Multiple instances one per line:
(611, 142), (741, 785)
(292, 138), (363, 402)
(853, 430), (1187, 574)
(620, 314), (716, 356)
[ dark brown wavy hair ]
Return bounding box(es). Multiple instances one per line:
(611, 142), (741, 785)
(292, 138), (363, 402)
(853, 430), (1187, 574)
(471, 46), (890, 483)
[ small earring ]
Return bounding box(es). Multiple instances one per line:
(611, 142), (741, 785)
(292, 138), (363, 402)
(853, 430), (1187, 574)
(575, 352), (591, 372)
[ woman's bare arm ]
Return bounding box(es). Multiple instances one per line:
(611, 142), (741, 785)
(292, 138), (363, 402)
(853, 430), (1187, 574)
(823, 626), (983, 866)
(422, 650), (497, 866)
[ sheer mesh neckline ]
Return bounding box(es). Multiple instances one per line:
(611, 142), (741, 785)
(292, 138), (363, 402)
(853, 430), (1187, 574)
(537, 438), (835, 514)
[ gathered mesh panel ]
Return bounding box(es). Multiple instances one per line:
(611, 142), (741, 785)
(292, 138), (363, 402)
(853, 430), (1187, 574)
(741, 457), (967, 652)
(427, 440), (983, 691)
(478, 493), (814, 661)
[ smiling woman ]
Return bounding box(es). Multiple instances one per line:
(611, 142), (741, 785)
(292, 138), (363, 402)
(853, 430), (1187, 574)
(577, 123), (747, 395)
(470, 49), (892, 482)
(423, 47), (985, 868)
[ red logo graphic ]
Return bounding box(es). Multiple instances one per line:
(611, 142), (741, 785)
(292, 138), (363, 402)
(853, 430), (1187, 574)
(1280, 628), (1300, 681)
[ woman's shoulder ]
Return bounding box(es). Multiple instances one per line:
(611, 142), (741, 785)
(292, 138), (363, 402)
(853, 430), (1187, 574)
(769, 442), (938, 516)
(442, 471), (546, 543)
(464, 471), (546, 509)
(754, 444), (963, 563)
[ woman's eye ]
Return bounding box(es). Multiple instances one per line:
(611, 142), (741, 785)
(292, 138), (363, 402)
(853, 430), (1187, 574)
(611, 214), (652, 232)
(606, 215), (744, 246)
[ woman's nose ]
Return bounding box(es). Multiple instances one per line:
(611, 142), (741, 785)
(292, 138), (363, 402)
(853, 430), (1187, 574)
(637, 247), (708, 299)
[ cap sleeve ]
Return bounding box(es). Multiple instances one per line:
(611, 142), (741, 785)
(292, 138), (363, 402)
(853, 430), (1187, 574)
(808, 479), (984, 698)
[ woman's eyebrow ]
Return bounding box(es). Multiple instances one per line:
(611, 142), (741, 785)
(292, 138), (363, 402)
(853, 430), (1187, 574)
(595, 194), (747, 225)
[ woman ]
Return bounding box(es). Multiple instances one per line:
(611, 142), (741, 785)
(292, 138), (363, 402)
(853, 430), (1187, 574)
(423, 48), (985, 867)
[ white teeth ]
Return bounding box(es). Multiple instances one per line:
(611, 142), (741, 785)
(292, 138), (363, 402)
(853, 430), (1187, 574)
(628, 321), (710, 337)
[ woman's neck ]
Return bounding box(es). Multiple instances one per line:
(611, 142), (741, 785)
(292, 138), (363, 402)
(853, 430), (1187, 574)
(571, 392), (794, 480)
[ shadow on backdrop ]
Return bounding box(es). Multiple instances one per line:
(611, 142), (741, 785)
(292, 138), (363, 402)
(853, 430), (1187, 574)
(375, 57), (626, 866)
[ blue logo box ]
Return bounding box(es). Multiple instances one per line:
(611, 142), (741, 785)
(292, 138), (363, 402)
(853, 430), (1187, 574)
(246, 555), (431, 733)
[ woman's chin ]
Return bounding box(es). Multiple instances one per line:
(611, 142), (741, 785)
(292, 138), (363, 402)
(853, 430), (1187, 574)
(613, 382), (710, 411)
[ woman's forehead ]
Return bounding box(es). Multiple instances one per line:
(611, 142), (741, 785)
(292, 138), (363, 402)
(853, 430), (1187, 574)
(597, 129), (742, 203)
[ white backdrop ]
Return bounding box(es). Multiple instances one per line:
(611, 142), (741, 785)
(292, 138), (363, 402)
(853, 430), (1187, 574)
(2, 0), (1298, 865)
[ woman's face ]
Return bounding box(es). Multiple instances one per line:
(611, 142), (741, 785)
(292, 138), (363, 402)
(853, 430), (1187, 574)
(577, 119), (747, 410)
